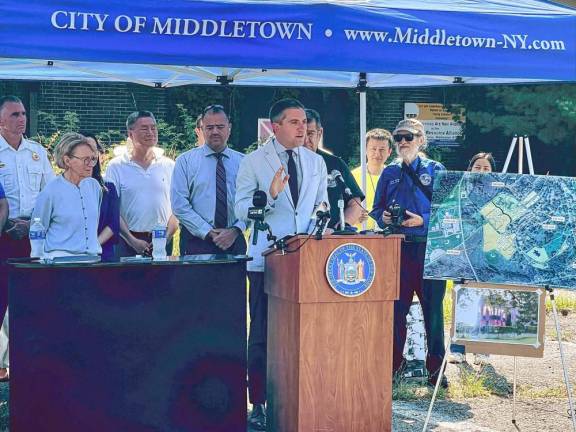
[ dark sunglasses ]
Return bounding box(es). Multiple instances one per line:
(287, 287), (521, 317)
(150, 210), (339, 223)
(203, 104), (225, 114)
(393, 133), (419, 143)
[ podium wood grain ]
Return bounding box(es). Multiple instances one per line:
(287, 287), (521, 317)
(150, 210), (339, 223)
(265, 235), (401, 432)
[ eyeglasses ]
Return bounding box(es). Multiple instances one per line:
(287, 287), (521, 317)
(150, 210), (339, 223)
(393, 133), (420, 143)
(70, 155), (98, 167)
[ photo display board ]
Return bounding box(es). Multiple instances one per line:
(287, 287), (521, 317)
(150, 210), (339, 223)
(424, 171), (576, 289)
(451, 283), (545, 358)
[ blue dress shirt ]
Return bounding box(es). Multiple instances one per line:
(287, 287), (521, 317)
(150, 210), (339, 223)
(171, 145), (246, 239)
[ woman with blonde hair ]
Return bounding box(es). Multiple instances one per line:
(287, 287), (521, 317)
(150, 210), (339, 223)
(32, 132), (102, 258)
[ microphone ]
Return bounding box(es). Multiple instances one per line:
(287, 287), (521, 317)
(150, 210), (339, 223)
(312, 201), (330, 221)
(307, 201), (330, 235)
(248, 190), (267, 245)
(329, 170), (352, 198)
(313, 202), (331, 239)
(252, 190), (267, 208)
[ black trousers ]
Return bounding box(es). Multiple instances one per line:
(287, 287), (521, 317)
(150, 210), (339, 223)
(393, 242), (446, 382)
(247, 271), (267, 404)
(179, 227), (247, 255)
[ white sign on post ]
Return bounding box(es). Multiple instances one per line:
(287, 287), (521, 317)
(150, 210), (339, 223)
(404, 102), (465, 147)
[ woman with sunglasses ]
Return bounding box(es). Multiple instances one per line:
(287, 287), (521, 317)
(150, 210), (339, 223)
(31, 132), (102, 258)
(449, 152), (496, 366)
(371, 118), (448, 388)
(83, 133), (120, 261)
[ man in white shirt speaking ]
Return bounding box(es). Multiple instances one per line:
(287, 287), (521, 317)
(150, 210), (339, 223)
(106, 111), (178, 257)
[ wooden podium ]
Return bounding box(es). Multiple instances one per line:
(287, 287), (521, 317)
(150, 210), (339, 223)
(264, 234), (401, 432)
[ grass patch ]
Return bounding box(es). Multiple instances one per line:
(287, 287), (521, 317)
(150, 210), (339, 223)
(450, 369), (491, 398)
(546, 290), (576, 314)
(392, 375), (447, 401)
(518, 384), (568, 399)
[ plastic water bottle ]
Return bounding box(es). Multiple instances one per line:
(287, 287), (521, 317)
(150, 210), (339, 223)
(151, 221), (167, 260)
(29, 217), (46, 259)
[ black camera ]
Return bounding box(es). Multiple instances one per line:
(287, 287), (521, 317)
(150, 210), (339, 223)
(388, 203), (406, 227)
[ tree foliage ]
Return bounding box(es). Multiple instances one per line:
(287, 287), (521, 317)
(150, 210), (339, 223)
(466, 84), (576, 145)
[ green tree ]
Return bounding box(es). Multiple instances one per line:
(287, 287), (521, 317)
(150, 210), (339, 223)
(466, 84), (576, 145)
(33, 110), (81, 152)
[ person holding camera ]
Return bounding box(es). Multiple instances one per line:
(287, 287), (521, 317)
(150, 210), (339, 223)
(371, 118), (448, 388)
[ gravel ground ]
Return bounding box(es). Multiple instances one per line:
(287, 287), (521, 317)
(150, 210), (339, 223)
(1, 312), (573, 432)
(392, 312), (576, 432)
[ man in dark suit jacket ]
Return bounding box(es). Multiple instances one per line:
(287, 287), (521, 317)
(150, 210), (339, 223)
(304, 108), (366, 229)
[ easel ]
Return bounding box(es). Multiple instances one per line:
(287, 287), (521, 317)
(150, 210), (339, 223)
(502, 135), (535, 175)
(422, 137), (576, 431)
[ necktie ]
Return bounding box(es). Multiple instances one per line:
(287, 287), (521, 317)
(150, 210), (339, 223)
(286, 149), (299, 207)
(214, 152), (228, 229)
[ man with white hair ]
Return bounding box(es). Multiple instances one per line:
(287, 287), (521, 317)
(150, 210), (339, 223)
(371, 118), (448, 388)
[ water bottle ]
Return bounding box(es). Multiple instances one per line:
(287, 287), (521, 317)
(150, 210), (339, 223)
(151, 221), (167, 260)
(29, 217), (46, 259)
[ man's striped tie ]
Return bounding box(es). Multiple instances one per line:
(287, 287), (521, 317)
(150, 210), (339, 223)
(214, 152), (228, 229)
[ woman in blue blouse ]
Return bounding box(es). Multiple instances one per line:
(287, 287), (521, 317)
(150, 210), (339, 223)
(32, 133), (102, 258)
(85, 134), (120, 261)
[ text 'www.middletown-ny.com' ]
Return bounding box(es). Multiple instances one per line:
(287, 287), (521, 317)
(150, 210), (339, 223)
(344, 27), (567, 51)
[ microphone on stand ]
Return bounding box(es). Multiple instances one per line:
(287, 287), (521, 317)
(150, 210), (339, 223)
(328, 170), (356, 235)
(307, 201), (330, 238)
(329, 170), (352, 199)
(247, 190), (268, 246)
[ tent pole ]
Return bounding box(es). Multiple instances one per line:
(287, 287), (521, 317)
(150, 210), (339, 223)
(358, 73), (367, 231)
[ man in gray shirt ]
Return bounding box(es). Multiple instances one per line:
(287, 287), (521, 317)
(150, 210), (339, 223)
(171, 104), (246, 255)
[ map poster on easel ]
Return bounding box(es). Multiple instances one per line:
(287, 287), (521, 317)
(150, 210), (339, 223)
(424, 171), (576, 290)
(451, 283), (546, 358)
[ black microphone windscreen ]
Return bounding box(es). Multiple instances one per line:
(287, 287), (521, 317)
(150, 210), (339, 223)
(252, 190), (267, 207)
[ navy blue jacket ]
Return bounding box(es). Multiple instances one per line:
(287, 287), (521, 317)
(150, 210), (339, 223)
(371, 156), (445, 237)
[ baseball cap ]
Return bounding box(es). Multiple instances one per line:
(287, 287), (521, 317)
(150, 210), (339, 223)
(393, 118), (425, 135)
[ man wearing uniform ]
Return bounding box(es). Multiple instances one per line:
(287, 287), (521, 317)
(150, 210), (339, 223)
(171, 104), (246, 255)
(371, 118), (447, 388)
(0, 95), (55, 381)
(106, 111), (178, 257)
(304, 109), (365, 229)
(235, 99), (328, 430)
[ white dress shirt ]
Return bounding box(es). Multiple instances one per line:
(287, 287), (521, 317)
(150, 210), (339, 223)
(272, 138), (303, 190)
(171, 145), (246, 239)
(32, 176), (102, 257)
(0, 135), (55, 217)
(105, 151), (175, 232)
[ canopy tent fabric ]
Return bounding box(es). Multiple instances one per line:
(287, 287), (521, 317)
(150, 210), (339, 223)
(0, 0), (575, 88)
(0, 59), (548, 88)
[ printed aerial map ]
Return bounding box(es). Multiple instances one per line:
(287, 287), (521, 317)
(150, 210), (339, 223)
(424, 171), (576, 290)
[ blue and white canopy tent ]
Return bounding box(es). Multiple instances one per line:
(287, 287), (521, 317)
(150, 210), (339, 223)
(0, 0), (575, 188)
